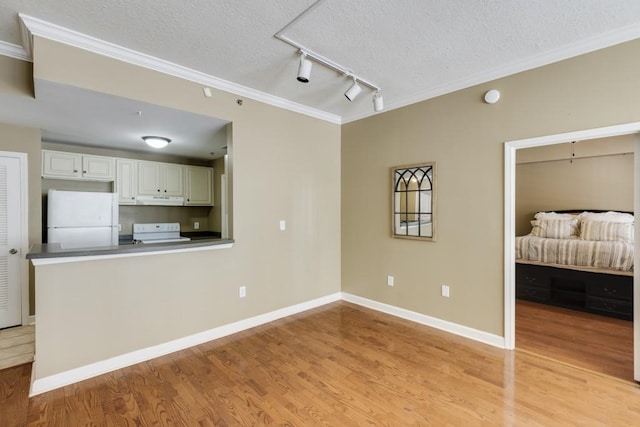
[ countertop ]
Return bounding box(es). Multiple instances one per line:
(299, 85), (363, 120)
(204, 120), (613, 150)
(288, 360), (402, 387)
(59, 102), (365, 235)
(27, 237), (234, 260)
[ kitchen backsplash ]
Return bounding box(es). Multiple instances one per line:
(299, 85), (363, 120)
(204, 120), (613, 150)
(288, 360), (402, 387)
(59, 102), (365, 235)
(119, 205), (210, 235)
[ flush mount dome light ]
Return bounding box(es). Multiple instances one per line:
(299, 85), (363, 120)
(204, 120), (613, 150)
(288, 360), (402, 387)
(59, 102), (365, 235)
(142, 136), (171, 149)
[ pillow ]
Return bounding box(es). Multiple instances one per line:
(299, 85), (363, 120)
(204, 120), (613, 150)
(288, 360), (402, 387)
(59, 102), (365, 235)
(530, 218), (579, 239)
(580, 220), (634, 242)
(578, 211), (634, 223)
(534, 212), (577, 220)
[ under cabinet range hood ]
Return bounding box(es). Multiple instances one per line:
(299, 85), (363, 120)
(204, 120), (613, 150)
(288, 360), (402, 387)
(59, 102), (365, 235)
(135, 195), (185, 206)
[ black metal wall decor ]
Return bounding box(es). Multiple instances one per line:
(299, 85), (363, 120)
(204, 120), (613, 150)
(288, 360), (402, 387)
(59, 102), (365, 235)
(392, 162), (436, 240)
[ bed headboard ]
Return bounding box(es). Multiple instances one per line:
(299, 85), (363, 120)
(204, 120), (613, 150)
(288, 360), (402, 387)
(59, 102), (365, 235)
(551, 209), (634, 215)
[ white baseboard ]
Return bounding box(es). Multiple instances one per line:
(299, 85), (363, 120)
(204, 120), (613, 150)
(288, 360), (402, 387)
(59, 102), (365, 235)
(341, 292), (505, 349)
(30, 291), (505, 396)
(30, 292), (342, 396)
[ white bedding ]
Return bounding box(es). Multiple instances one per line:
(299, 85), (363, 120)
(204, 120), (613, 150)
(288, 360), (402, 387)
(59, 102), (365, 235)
(515, 235), (634, 272)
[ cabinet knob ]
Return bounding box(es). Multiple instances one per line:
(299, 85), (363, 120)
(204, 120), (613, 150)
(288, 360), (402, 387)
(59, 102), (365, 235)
(164, 190), (167, 193)
(83, 170), (87, 174)
(73, 169), (78, 173)
(157, 189), (160, 192)
(9, 248), (17, 254)
(131, 197), (134, 200)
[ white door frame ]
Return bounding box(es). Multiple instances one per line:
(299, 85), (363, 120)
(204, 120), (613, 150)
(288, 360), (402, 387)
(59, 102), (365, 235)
(0, 151), (29, 326)
(504, 122), (640, 380)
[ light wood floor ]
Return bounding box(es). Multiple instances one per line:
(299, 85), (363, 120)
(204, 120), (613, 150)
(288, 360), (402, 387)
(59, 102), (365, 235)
(516, 299), (634, 381)
(0, 325), (34, 371)
(3, 302), (640, 426)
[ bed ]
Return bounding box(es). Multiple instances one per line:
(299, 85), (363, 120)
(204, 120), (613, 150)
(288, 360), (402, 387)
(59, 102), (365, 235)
(515, 210), (634, 320)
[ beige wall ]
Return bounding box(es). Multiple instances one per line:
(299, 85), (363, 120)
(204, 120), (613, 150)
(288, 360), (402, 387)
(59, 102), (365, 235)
(0, 56), (42, 315)
(29, 37), (341, 378)
(0, 54), (33, 96)
(342, 39), (640, 336)
(515, 135), (634, 235)
(0, 122), (42, 315)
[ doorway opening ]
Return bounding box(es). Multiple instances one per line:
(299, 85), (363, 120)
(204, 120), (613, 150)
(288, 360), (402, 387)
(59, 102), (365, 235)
(504, 122), (640, 382)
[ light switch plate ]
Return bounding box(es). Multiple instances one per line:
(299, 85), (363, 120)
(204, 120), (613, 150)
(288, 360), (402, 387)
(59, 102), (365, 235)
(279, 220), (286, 231)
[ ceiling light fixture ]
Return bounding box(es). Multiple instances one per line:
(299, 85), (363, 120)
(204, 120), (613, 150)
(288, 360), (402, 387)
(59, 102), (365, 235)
(344, 78), (362, 101)
(274, 0), (383, 112)
(142, 136), (171, 149)
(297, 52), (312, 83)
(373, 91), (384, 112)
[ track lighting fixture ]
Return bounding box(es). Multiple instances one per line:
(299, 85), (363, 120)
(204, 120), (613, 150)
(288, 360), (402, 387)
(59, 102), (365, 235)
(373, 91), (384, 112)
(297, 52), (312, 83)
(344, 78), (362, 102)
(275, 3), (384, 112)
(142, 136), (171, 149)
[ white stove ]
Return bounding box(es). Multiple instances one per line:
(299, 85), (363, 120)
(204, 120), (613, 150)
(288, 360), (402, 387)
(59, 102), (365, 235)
(133, 223), (191, 244)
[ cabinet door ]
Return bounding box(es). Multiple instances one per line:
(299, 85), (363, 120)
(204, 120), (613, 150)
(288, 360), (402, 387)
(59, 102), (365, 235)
(42, 150), (81, 179)
(162, 164), (184, 196)
(137, 161), (161, 195)
(82, 155), (115, 180)
(185, 166), (213, 206)
(115, 159), (137, 204)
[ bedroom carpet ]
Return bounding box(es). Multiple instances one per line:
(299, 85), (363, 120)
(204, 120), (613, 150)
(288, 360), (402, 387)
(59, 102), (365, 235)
(516, 299), (633, 381)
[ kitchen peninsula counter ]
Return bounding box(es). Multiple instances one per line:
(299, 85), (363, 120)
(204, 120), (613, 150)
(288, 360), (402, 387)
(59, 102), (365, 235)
(27, 238), (234, 264)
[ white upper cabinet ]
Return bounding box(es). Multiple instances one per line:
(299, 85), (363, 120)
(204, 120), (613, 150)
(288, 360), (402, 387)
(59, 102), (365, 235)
(42, 150), (114, 181)
(137, 161), (184, 196)
(115, 159), (137, 205)
(82, 154), (115, 180)
(185, 166), (214, 206)
(43, 150), (214, 206)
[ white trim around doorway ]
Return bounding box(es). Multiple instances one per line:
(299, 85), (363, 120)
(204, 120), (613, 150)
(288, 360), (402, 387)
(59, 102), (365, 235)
(503, 122), (640, 361)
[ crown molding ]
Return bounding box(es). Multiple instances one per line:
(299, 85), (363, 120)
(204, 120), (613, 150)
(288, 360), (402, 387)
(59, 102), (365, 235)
(0, 40), (31, 62)
(11, 13), (640, 126)
(342, 22), (640, 124)
(17, 14), (341, 125)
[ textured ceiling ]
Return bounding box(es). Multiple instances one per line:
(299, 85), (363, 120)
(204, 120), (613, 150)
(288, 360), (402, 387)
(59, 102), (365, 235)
(0, 1), (639, 152)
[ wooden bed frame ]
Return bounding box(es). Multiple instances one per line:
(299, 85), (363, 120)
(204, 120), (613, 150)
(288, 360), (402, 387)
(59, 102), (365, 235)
(515, 210), (633, 321)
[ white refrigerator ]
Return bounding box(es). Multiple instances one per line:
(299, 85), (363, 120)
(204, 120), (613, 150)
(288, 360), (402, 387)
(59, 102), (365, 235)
(47, 190), (119, 249)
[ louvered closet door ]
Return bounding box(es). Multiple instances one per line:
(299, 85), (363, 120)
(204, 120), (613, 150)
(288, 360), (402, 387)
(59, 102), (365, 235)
(0, 156), (21, 329)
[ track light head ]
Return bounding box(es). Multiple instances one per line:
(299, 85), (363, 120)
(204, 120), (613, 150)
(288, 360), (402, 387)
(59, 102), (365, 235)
(344, 78), (362, 101)
(373, 91), (384, 112)
(297, 53), (312, 83)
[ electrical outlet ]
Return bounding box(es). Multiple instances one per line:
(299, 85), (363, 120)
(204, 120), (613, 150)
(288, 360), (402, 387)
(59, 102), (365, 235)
(442, 284), (450, 298)
(279, 220), (286, 231)
(239, 286), (246, 298)
(387, 275), (394, 287)
(194, 221), (200, 230)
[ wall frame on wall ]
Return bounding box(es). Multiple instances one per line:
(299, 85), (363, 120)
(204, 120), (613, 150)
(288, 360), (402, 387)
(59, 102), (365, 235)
(391, 162), (436, 241)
